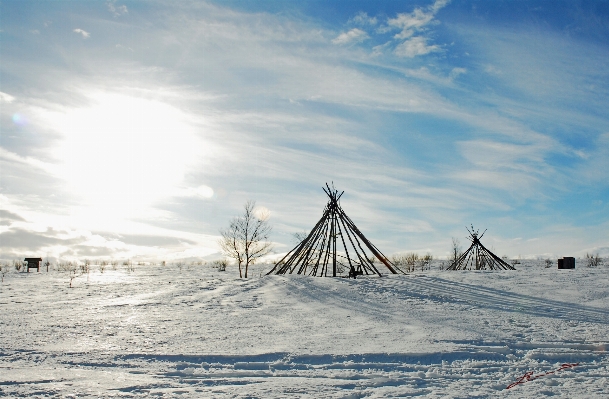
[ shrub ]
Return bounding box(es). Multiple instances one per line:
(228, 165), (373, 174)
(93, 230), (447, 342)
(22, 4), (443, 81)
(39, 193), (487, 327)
(391, 255), (406, 271)
(69, 269), (80, 288)
(418, 253), (433, 271)
(405, 253), (418, 272)
(211, 259), (228, 271)
(123, 260), (135, 273)
(80, 259), (90, 274)
(14, 259), (23, 272)
(392, 253), (419, 273)
(586, 253), (602, 267)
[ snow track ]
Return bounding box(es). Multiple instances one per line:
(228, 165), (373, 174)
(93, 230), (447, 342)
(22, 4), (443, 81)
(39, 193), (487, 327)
(1, 263), (608, 397)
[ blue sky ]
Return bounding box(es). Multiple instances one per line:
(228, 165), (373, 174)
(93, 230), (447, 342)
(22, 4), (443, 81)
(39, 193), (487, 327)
(1, 0), (608, 262)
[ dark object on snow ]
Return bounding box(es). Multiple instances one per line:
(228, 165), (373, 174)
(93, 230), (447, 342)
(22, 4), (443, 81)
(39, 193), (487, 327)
(349, 268), (364, 279)
(24, 258), (42, 272)
(267, 183), (403, 277)
(558, 257), (575, 269)
(446, 226), (515, 271)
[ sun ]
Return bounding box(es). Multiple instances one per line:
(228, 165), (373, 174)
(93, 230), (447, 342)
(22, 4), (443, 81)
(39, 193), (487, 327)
(46, 91), (205, 221)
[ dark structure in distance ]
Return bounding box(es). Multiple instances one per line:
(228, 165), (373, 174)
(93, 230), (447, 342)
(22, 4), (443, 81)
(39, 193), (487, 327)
(558, 257), (575, 269)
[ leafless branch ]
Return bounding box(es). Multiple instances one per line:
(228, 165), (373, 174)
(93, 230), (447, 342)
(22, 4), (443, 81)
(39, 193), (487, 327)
(219, 200), (273, 278)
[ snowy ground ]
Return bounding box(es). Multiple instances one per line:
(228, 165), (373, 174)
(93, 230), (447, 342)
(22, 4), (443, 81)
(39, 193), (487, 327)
(1, 261), (608, 398)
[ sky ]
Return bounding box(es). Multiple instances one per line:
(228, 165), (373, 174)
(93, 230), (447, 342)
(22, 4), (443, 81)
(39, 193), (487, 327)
(1, 0), (609, 263)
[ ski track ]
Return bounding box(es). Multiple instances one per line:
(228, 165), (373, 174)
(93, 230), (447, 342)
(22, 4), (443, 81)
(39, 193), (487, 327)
(0, 262), (607, 398)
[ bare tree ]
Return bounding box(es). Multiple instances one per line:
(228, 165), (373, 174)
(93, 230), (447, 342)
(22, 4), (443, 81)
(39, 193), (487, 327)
(219, 200), (273, 278)
(450, 237), (462, 267)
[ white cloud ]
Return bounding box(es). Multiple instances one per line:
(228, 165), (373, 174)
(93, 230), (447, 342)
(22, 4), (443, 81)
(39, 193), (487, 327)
(449, 67), (467, 79)
(107, 1), (128, 17)
(387, 0), (449, 39)
(350, 12), (377, 26)
(383, 0), (450, 57)
(5, 0), (606, 259)
(430, 0), (451, 13)
(178, 185), (215, 199)
(388, 8), (435, 39)
(115, 44), (133, 51)
(73, 28), (90, 38)
(0, 91), (15, 103)
(371, 41), (391, 56)
(394, 36), (440, 57)
(574, 132), (609, 184)
(332, 28), (369, 45)
(0, 147), (59, 176)
(484, 64), (503, 75)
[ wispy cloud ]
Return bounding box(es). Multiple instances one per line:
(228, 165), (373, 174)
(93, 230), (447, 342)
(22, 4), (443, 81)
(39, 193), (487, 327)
(387, 8), (435, 39)
(115, 44), (133, 51)
(73, 28), (90, 38)
(349, 12), (378, 27)
(449, 67), (467, 79)
(0, 147), (60, 177)
(2, 0), (608, 260)
(0, 210), (26, 223)
(332, 28), (369, 45)
(382, 0), (450, 57)
(394, 35), (439, 57)
(0, 92), (15, 103)
(107, 1), (128, 17)
(574, 132), (609, 184)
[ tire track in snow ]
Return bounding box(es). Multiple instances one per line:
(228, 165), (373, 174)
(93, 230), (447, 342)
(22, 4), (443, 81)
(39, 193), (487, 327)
(364, 275), (609, 325)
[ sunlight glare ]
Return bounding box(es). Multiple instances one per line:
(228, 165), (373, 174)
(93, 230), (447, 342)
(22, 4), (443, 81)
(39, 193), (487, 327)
(50, 92), (204, 219)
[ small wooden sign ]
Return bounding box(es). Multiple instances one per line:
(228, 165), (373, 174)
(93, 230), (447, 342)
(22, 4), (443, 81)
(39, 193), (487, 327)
(24, 258), (42, 272)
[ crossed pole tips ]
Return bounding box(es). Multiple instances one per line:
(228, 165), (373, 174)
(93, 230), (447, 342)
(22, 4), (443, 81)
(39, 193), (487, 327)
(267, 183), (404, 277)
(447, 225), (516, 271)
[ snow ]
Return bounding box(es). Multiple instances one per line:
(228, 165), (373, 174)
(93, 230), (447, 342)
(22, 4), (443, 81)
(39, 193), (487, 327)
(1, 261), (608, 398)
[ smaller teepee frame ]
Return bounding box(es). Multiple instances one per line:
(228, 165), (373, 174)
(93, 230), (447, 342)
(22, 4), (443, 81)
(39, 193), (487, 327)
(447, 226), (515, 271)
(267, 183), (403, 277)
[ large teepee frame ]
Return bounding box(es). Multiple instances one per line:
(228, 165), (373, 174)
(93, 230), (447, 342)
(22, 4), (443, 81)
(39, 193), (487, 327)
(447, 226), (515, 270)
(267, 184), (403, 277)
